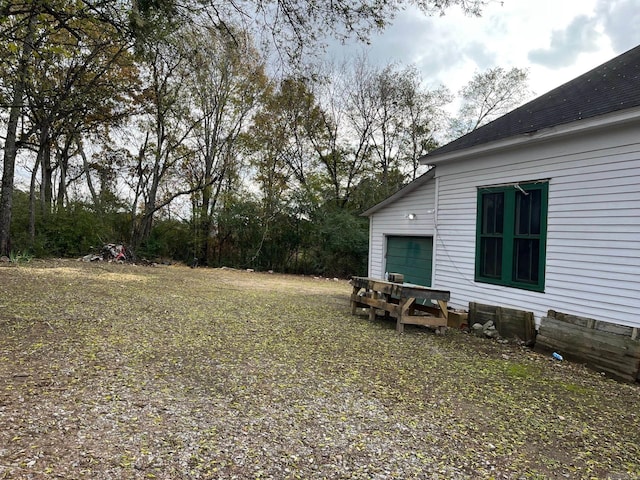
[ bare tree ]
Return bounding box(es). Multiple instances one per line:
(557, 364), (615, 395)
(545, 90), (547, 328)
(451, 66), (532, 137)
(128, 39), (199, 248)
(396, 67), (451, 179)
(183, 23), (268, 262)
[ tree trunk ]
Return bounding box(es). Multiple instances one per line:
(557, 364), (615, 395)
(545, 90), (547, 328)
(56, 136), (73, 211)
(77, 136), (101, 212)
(200, 157), (224, 264)
(39, 122), (53, 215)
(0, 86), (23, 256)
(199, 175), (212, 263)
(0, 13), (36, 255)
(29, 155), (41, 247)
(131, 149), (160, 249)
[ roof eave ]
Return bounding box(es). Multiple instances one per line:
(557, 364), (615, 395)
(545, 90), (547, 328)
(420, 106), (640, 166)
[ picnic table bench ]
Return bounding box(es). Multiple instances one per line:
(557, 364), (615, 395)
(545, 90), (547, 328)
(350, 276), (451, 333)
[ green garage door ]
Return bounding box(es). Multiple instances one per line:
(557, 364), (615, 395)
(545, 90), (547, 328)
(385, 236), (433, 287)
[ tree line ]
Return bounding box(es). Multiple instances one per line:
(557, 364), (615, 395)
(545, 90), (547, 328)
(0, 0), (529, 276)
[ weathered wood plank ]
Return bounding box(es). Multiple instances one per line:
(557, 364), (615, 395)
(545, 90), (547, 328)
(400, 316), (448, 328)
(594, 320), (635, 336)
(387, 304), (402, 318)
(536, 316), (640, 382)
(388, 273), (404, 283)
(400, 298), (415, 317)
(351, 285), (361, 315)
(351, 277), (450, 301)
(547, 309), (636, 337)
(537, 339), (638, 382)
(536, 335), (640, 377)
(469, 302), (499, 324)
(497, 306), (535, 344)
(538, 318), (640, 357)
(536, 332), (640, 362)
(354, 296), (395, 311)
(412, 304), (441, 316)
(350, 293), (378, 309)
(537, 332), (640, 365)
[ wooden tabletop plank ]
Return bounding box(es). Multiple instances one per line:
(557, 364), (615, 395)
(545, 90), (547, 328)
(351, 276), (450, 301)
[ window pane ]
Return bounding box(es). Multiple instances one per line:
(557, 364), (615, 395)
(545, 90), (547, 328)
(513, 238), (539, 283)
(482, 192), (504, 234)
(480, 237), (502, 278)
(515, 189), (541, 235)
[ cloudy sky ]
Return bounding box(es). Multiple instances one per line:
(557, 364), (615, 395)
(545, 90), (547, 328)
(328, 0), (640, 99)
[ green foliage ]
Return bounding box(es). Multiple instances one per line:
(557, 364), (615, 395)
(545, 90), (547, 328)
(195, 194), (369, 277)
(39, 204), (122, 257)
(8, 250), (32, 264)
(7, 190), (33, 252)
(305, 208), (369, 277)
(7, 187), (369, 277)
(137, 219), (193, 262)
(208, 198), (304, 272)
(209, 198), (264, 268)
(348, 169), (407, 213)
(9, 192), (129, 258)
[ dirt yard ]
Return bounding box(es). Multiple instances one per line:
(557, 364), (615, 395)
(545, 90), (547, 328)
(0, 260), (638, 479)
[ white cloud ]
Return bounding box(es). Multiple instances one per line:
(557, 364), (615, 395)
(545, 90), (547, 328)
(596, 0), (640, 52)
(462, 42), (497, 71)
(528, 15), (601, 67)
(322, 0), (639, 99)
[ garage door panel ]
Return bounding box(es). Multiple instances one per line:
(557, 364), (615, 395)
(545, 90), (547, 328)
(385, 236), (433, 287)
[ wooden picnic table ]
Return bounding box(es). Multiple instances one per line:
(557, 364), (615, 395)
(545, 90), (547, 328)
(350, 276), (451, 333)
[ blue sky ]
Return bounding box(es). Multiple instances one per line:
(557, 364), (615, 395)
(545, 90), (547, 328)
(327, 0), (640, 99)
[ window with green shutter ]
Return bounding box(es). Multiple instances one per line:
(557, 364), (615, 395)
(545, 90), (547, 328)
(475, 181), (548, 292)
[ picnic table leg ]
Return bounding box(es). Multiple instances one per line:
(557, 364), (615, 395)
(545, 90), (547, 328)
(350, 285), (360, 315)
(384, 293), (391, 321)
(437, 300), (449, 319)
(369, 290), (377, 321)
(437, 300), (449, 334)
(396, 298), (414, 333)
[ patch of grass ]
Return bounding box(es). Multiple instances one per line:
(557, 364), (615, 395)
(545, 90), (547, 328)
(561, 382), (593, 395)
(0, 260), (638, 480)
(505, 362), (540, 379)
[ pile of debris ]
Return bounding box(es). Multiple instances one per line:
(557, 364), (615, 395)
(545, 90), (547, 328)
(80, 243), (134, 263)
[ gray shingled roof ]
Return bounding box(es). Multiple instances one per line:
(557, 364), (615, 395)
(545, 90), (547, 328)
(426, 44), (640, 159)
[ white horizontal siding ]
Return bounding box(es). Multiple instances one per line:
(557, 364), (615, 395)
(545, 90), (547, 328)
(432, 121), (640, 328)
(368, 182), (436, 279)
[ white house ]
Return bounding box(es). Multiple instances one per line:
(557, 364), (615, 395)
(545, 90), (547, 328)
(364, 45), (640, 331)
